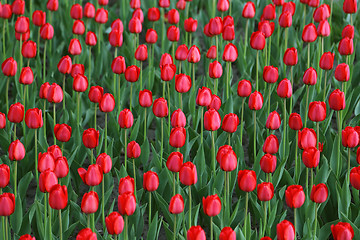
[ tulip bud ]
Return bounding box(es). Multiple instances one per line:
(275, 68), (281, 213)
(260, 154), (277, 173)
(8, 140), (25, 161)
(220, 227), (236, 240)
(277, 220), (295, 240)
(308, 101), (326, 122)
(167, 9), (179, 24)
(105, 212), (124, 236)
(343, 0), (357, 14)
(127, 141), (141, 159)
(12, 0), (25, 15)
(147, 8), (160, 22)
(184, 18), (198, 33)
(40, 23), (54, 40)
(187, 45), (201, 63)
(118, 192), (136, 216)
(76, 228), (97, 240)
(128, 17), (142, 33)
(135, 44), (148, 61)
(329, 89), (345, 111)
(19, 235), (35, 240)
(0, 113), (5, 129)
(202, 194), (222, 216)
(118, 109), (134, 128)
(25, 108), (43, 129)
(139, 89), (153, 108)
(277, 78), (292, 98)
(216, 145), (237, 172)
(338, 37), (354, 56)
(176, 0), (186, 10)
(82, 128), (100, 149)
(334, 63), (350, 82)
(0, 164), (10, 188)
(237, 79), (252, 97)
(289, 113), (303, 130)
(242, 1), (256, 18)
(68, 38), (82, 56)
(285, 185), (305, 208)
(342, 25), (354, 39)
(39, 170), (58, 193)
(237, 170), (256, 192)
(310, 183), (328, 203)
(95, 8), (108, 24)
(263, 134), (279, 154)
(204, 108), (221, 131)
(2, 57), (17, 76)
(175, 74), (192, 93)
(153, 98), (168, 118)
(196, 87), (212, 107)
(84, 3), (95, 18)
(118, 176), (135, 194)
(108, 30), (123, 47)
(78, 164), (103, 187)
(266, 111), (281, 130)
(250, 31), (266, 50)
(223, 43), (238, 62)
(169, 194), (184, 214)
(257, 182), (274, 201)
(179, 162), (198, 186)
(100, 93), (115, 113)
(282, 1), (296, 15)
(208, 94), (222, 111)
(209, 61), (223, 79)
(350, 166), (360, 189)
(73, 74), (88, 92)
(222, 113), (239, 133)
(248, 91), (264, 110)
(8, 102), (24, 123)
(317, 20), (330, 37)
(96, 153), (112, 174)
(22, 40), (37, 58)
(302, 147), (320, 168)
(0, 193), (15, 216)
(262, 4), (276, 20)
(47, 83), (63, 103)
(53, 156), (69, 179)
(160, 64), (176, 81)
(49, 184), (68, 210)
(171, 109), (186, 128)
(167, 152), (183, 173)
(298, 128), (317, 149)
(57, 55), (72, 74)
(342, 126), (359, 148)
(54, 124), (72, 142)
(207, 46), (217, 59)
(258, 20), (275, 38)
(331, 222), (354, 240)
(32, 10), (46, 26)
(81, 191), (99, 214)
(217, 0), (230, 12)
(71, 64), (85, 78)
(279, 11), (292, 28)
(111, 56), (126, 75)
(47, 145), (62, 159)
(143, 171), (159, 192)
(187, 226), (206, 240)
(88, 86), (104, 103)
(283, 47), (298, 66)
(159, 53), (174, 68)
(222, 25), (235, 41)
(125, 65), (140, 82)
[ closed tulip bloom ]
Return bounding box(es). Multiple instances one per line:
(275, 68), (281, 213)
(143, 171), (159, 192)
(303, 67), (317, 85)
(58, 55), (72, 74)
(76, 228), (97, 240)
(159, 0), (170, 8)
(250, 31), (266, 50)
(108, 30), (123, 47)
(282, 1), (296, 15)
(39, 170), (58, 193)
(209, 17), (223, 36)
(38, 152), (55, 172)
(139, 89), (153, 108)
(145, 28), (158, 44)
(169, 127), (186, 148)
(217, 0), (229, 11)
(0, 4), (12, 19)
(175, 74), (192, 93)
(338, 37), (353, 56)
(167, 9), (179, 24)
(118, 109), (134, 128)
(0, 164), (10, 188)
(263, 134), (279, 154)
(279, 11), (292, 28)
(317, 20), (330, 37)
(313, 4), (330, 21)
(127, 141), (141, 159)
(202, 194), (221, 216)
(223, 15), (234, 27)
(310, 183), (328, 203)
(147, 8), (160, 22)
(95, 153), (112, 174)
(308, 0), (319, 7)
(159, 53), (174, 68)
(257, 182), (274, 201)
(69, 38), (82, 55)
(222, 25), (235, 41)
(335, 63), (350, 82)
(217, 145), (237, 171)
(196, 87), (212, 106)
(84, 3), (95, 18)
(277, 220), (295, 240)
(176, 0), (186, 10)
(187, 226), (206, 240)
(100, 93), (115, 113)
(171, 109), (186, 127)
(111, 56), (126, 75)
(342, 25), (354, 39)
(169, 194), (184, 214)
(47, 0), (59, 11)
(0, 193), (15, 216)
(153, 98), (168, 118)
(78, 164), (103, 187)
(209, 61), (223, 79)
(242, 1), (256, 18)
(329, 89), (345, 111)
(85, 31), (97, 46)
(331, 222), (354, 240)
(302, 147), (320, 168)
(302, 23), (317, 43)
(0, 113), (5, 129)
(135, 44), (148, 62)
(266, 111), (281, 130)
(70, 4), (83, 19)
(49, 184), (68, 210)
(81, 191), (99, 214)
(187, 45), (201, 63)
(73, 74), (88, 92)
(2, 57), (17, 76)
(262, 4), (276, 20)
(8, 140), (25, 161)
(204, 108), (221, 131)
(237, 79), (252, 97)
(88, 86), (104, 103)
(285, 185), (305, 208)
(179, 162), (198, 186)
(238, 170), (256, 192)
(118, 176), (135, 194)
(48, 145), (62, 160)
(298, 128), (317, 149)
(175, 45), (188, 61)
(19, 235), (35, 240)
(289, 113), (303, 130)
(258, 20), (275, 38)
(350, 166), (360, 189)
(184, 18), (198, 33)
(207, 46), (217, 59)
(25, 108), (43, 129)
(72, 20), (85, 35)
(260, 154), (277, 173)
(8, 102), (24, 123)
(208, 94), (222, 111)
(128, 16), (142, 33)
(161, 64), (176, 81)
(248, 91), (264, 110)
(32, 10), (46, 26)
(222, 113), (239, 133)
(82, 128), (99, 149)
(54, 156), (69, 178)
(167, 152), (183, 173)
(219, 227), (236, 240)
(308, 101), (326, 122)
(223, 43), (238, 62)
(95, 8), (108, 24)
(118, 192), (136, 216)
(54, 124), (72, 142)
(12, 0), (25, 15)
(283, 47), (298, 66)
(22, 40), (37, 58)
(273, 0), (284, 5)
(132, 9), (144, 23)
(40, 23), (54, 40)
(343, 0), (357, 13)
(342, 126), (359, 148)
(71, 64), (85, 78)
(106, 212), (124, 235)
(47, 83), (63, 103)
(125, 65), (140, 82)
(15, 31), (30, 41)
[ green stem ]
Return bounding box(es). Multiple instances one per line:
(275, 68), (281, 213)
(133, 158), (136, 186)
(35, 129), (38, 181)
(348, 148), (351, 186)
(268, 36), (272, 65)
(283, 99), (287, 161)
(5, 216), (8, 240)
(256, 50), (259, 91)
(3, 20), (6, 60)
(130, 83), (133, 112)
(105, 113), (107, 153)
(311, 168), (313, 189)
(244, 192), (249, 239)
(188, 186), (192, 228)
(88, 47), (92, 86)
(43, 41), (47, 84)
(216, 35), (219, 62)
(294, 208), (297, 239)
(289, 67), (293, 115)
(160, 118), (164, 162)
(253, 111), (257, 163)
(14, 161), (17, 197)
(313, 204), (318, 239)
(304, 85), (309, 128)
(5, 78), (9, 114)
(149, 192), (152, 226)
(98, 24), (102, 54)
(267, 83), (271, 118)
(125, 129), (128, 171)
(94, 104), (97, 130)
(192, 63), (196, 97)
(125, 215), (128, 240)
(62, 74), (66, 112)
(77, 92), (80, 127)
(91, 148), (94, 165)
(144, 108), (147, 142)
(118, 75), (121, 113)
(43, 101), (47, 139)
(13, 124), (16, 141)
(102, 175), (105, 227)
(168, 81), (171, 135)
(211, 131), (216, 174)
(303, 4), (306, 30)
(226, 62), (230, 99)
(323, 71), (327, 101)
(140, 61), (143, 90)
(87, 215), (90, 228)
(173, 172), (176, 195)
(48, 193), (52, 240)
(59, 210), (63, 240)
(53, 103), (56, 145)
(337, 111), (341, 178)
(201, 107), (204, 145)
(307, 43), (310, 69)
(295, 131), (299, 183)
(244, 20), (249, 58)
(2, 216), (5, 240)
(210, 217), (213, 240)
(173, 214), (176, 240)
(263, 201), (267, 236)
(44, 192), (47, 235)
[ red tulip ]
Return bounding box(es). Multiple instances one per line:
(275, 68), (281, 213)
(167, 152), (183, 173)
(248, 91), (263, 110)
(262, 4), (276, 20)
(237, 79), (252, 97)
(285, 185), (305, 208)
(242, 1), (256, 18)
(289, 113), (303, 130)
(0, 113), (5, 129)
(0, 4), (12, 19)
(40, 23), (54, 40)
(258, 20), (275, 38)
(68, 38), (82, 55)
(132, 9), (144, 23)
(95, 8), (108, 24)
(343, 0), (357, 14)
(70, 4), (83, 20)
(179, 162), (198, 186)
(223, 43), (238, 62)
(118, 192), (136, 216)
(350, 166), (360, 190)
(313, 4), (330, 22)
(57, 55), (72, 74)
(39, 170), (58, 193)
(76, 228), (97, 240)
(209, 17), (223, 36)
(204, 108), (221, 131)
(283, 47), (298, 66)
(277, 220), (295, 240)
(108, 30), (123, 47)
(263, 134), (279, 154)
(12, 0), (25, 15)
(118, 176), (135, 194)
(209, 61), (223, 79)
(310, 183), (328, 203)
(329, 89), (345, 111)
(73, 20), (85, 35)
(118, 109), (134, 128)
(54, 124), (72, 143)
(8, 140), (25, 161)
(0, 193), (15, 216)
(73, 74), (88, 92)
(85, 31), (97, 46)
(277, 78), (292, 98)
(250, 31), (266, 50)
(54, 156), (69, 179)
(207, 46), (217, 59)
(128, 16), (142, 33)
(302, 23), (317, 42)
(159, 53), (174, 68)
(342, 126), (359, 148)
(0, 164), (10, 188)
(302, 67), (317, 85)
(49, 184), (68, 210)
(335, 63), (350, 82)
(143, 171), (159, 192)
(125, 65), (140, 82)
(222, 113), (239, 133)
(298, 128), (317, 149)
(171, 109), (186, 128)
(266, 111), (281, 130)
(32, 10), (46, 26)
(19, 235), (35, 240)
(160, 64), (176, 81)
(25, 108), (43, 129)
(84, 3), (95, 18)
(71, 64), (85, 78)
(175, 45), (188, 61)
(187, 45), (201, 63)
(196, 87), (212, 107)
(81, 191), (99, 214)
(308, 101), (326, 122)
(105, 212), (124, 235)
(147, 8), (160, 22)
(22, 40), (37, 58)
(219, 227), (236, 240)
(279, 11), (292, 28)
(342, 25), (354, 39)
(135, 44), (148, 61)
(139, 89), (153, 107)
(111, 56), (126, 75)
(202, 194), (221, 216)
(152, 98), (168, 118)
(8, 102), (24, 123)
(222, 25), (235, 41)
(331, 222), (354, 240)
(47, 145), (62, 159)
(176, 0), (186, 10)
(217, 0), (230, 12)
(302, 147), (320, 168)
(47, 83), (63, 103)
(96, 153), (112, 174)
(317, 20), (330, 37)
(127, 141), (141, 159)
(169, 127), (186, 148)
(282, 1), (296, 15)
(237, 170), (256, 192)
(88, 86), (104, 103)
(260, 154), (277, 173)
(184, 18), (198, 32)
(2, 57), (17, 76)
(169, 194), (184, 214)
(100, 93), (115, 113)
(38, 152), (55, 173)
(208, 94), (222, 111)
(338, 37), (354, 56)
(187, 226), (206, 240)
(82, 128), (100, 149)
(257, 182), (274, 201)
(216, 145), (237, 172)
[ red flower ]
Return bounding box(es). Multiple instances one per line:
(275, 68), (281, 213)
(143, 171), (159, 192)
(308, 101), (326, 122)
(237, 170), (256, 192)
(202, 194), (222, 216)
(285, 185), (305, 208)
(310, 183), (328, 203)
(257, 182), (274, 201)
(49, 184), (68, 210)
(169, 194), (184, 214)
(81, 191), (99, 214)
(331, 222), (354, 240)
(105, 212), (124, 235)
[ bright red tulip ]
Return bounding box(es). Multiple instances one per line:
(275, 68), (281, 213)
(82, 128), (100, 149)
(204, 108), (221, 131)
(302, 147), (320, 168)
(277, 220), (295, 240)
(257, 182), (274, 201)
(331, 222), (354, 240)
(40, 23), (54, 40)
(222, 113), (239, 133)
(196, 87), (212, 107)
(106, 212), (124, 235)
(262, 4), (276, 20)
(111, 56), (126, 75)
(2, 57), (17, 76)
(49, 184), (68, 210)
(237, 170), (256, 192)
(216, 145), (237, 171)
(169, 127), (186, 148)
(54, 124), (72, 142)
(209, 61), (223, 79)
(118, 192), (136, 216)
(167, 152), (183, 173)
(223, 43), (238, 62)
(73, 74), (88, 92)
(329, 89), (345, 111)
(0, 164), (10, 188)
(260, 154), (277, 173)
(81, 191), (99, 214)
(202, 194), (221, 216)
(250, 31), (266, 50)
(118, 176), (135, 194)
(127, 141), (141, 159)
(139, 89), (153, 107)
(22, 40), (37, 58)
(76, 228), (97, 240)
(298, 128), (317, 149)
(169, 194), (184, 214)
(343, 0), (357, 14)
(152, 98), (168, 118)
(279, 11), (292, 28)
(95, 8), (108, 24)
(350, 166), (360, 190)
(143, 171), (159, 192)
(135, 44), (148, 61)
(54, 156), (69, 179)
(179, 162), (198, 186)
(100, 93), (115, 113)
(342, 126), (359, 148)
(25, 108), (43, 129)
(263, 134), (279, 154)
(338, 37), (354, 56)
(237, 79), (252, 97)
(310, 183), (328, 203)
(283, 47), (298, 66)
(0, 193), (15, 216)
(219, 227), (236, 240)
(118, 109), (134, 128)
(335, 63), (350, 82)
(39, 170), (58, 193)
(125, 65), (140, 82)
(8, 102), (24, 123)
(57, 55), (72, 74)
(84, 3), (95, 18)
(187, 226), (206, 240)
(266, 111), (281, 130)
(242, 1), (256, 18)
(308, 101), (326, 122)
(32, 10), (46, 26)
(96, 153), (112, 174)
(88, 86), (104, 103)
(285, 185), (305, 208)
(248, 91), (263, 110)
(289, 113), (303, 130)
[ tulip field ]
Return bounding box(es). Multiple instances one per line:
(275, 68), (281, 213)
(1, 0), (360, 239)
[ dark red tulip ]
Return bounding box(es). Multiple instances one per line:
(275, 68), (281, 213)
(8, 102), (24, 123)
(310, 183), (328, 203)
(302, 67), (317, 85)
(95, 8), (108, 24)
(88, 86), (104, 103)
(262, 4), (276, 20)
(40, 23), (54, 40)
(169, 194), (184, 214)
(2, 57), (17, 76)
(208, 94), (222, 111)
(209, 61), (223, 79)
(54, 124), (72, 142)
(82, 128), (100, 149)
(179, 162), (198, 186)
(32, 10), (46, 26)
(84, 3), (95, 18)
(57, 55), (72, 74)
(175, 74), (192, 93)
(118, 192), (136, 216)
(143, 171), (159, 192)
(285, 185), (305, 208)
(202, 194), (221, 216)
(331, 222), (354, 240)
(350, 166), (360, 189)
(160, 64), (176, 81)
(127, 141), (141, 159)
(100, 93), (115, 113)
(237, 79), (252, 97)
(49, 184), (68, 210)
(302, 147), (320, 168)
(338, 37), (354, 56)
(81, 191), (99, 214)
(135, 44), (148, 61)
(219, 227), (236, 240)
(111, 19), (124, 33)
(108, 30), (123, 47)
(187, 226), (206, 240)
(78, 164), (103, 186)
(22, 40), (37, 58)
(171, 109), (186, 127)
(48, 145), (62, 160)
(204, 108), (221, 131)
(39, 170), (58, 193)
(54, 156), (69, 179)
(289, 113), (303, 130)
(277, 220), (295, 240)
(207, 46), (217, 59)
(118, 176), (135, 194)
(279, 11), (292, 28)
(105, 212), (124, 235)
(250, 31), (266, 50)
(335, 63), (350, 82)
(125, 65), (140, 82)
(152, 98), (168, 118)
(68, 38), (82, 56)
(222, 43), (238, 62)
(147, 7), (160, 22)
(0, 193), (15, 216)
(342, 126), (359, 148)
(263, 134), (279, 154)
(111, 56), (126, 75)
(0, 164), (9, 188)
(248, 91), (264, 110)
(71, 64), (85, 78)
(308, 101), (326, 122)
(19, 235), (35, 240)
(128, 16), (142, 33)
(47, 0), (59, 12)
(257, 182), (274, 201)
(302, 23), (318, 42)
(317, 20), (330, 37)
(216, 145), (237, 171)
(260, 154), (277, 173)
(283, 47), (298, 66)
(184, 18), (198, 33)
(47, 83), (63, 103)
(167, 152), (183, 173)
(343, 0), (357, 14)
(76, 228), (97, 240)
(308, 0), (319, 7)
(313, 4), (330, 22)
(118, 109), (134, 128)
(11, 0), (25, 15)
(209, 17), (223, 36)
(70, 4), (83, 20)
(342, 25), (354, 39)
(187, 45), (201, 63)
(222, 113), (239, 133)
(266, 111), (281, 130)
(298, 128), (317, 149)
(25, 108), (43, 129)
(0, 4), (12, 19)
(0, 113), (5, 129)
(242, 1), (256, 18)
(329, 89), (345, 111)
(238, 170), (256, 192)
(73, 74), (88, 92)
